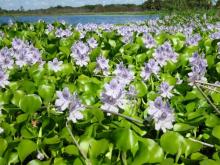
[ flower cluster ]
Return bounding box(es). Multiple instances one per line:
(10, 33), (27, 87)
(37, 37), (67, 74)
(153, 42), (178, 67)
(55, 88), (85, 123)
(142, 33), (156, 49)
(100, 78), (130, 115)
(210, 31), (220, 40)
(87, 37), (98, 49)
(48, 58), (63, 72)
(113, 62), (134, 85)
(55, 28), (72, 38)
(148, 97), (175, 132)
(188, 52), (207, 85)
(141, 59), (160, 81)
(71, 41), (90, 67)
(186, 34), (202, 46)
(94, 55), (110, 76)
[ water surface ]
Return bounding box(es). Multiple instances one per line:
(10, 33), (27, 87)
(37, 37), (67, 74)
(0, 15), (158, 24)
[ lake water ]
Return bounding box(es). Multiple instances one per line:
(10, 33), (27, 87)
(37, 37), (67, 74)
(0, 15), (158, 25)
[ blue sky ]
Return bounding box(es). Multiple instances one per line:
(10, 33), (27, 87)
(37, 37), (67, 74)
(0, 0), (144, 10)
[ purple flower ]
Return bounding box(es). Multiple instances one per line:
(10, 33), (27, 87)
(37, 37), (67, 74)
(12, 38), (24, 50)
(159, 82), (173, 98)
(67, 93), (85, 123)
(55, 87), (72, 111)
(142, 33), (156, 49)
(0, 70), (9, 88)
(186, 34), (201, 46)
(188, 52), (207, 85)
(0, 56), (14, 70)
(48, 58), (63, 72)
(113, 62), (134, 85)
(141, 59), (160, 81)
(71, 41), (90, 67)
(148, 97), (174, 132)
(94, 55), (110, 76)
(87, 37), (98, 49)
(101, 78), (130, 115)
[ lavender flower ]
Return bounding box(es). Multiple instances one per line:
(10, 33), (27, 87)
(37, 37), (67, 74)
(148, 97), (174, 132)
(48, 58), (63, 72)
(94, 55), (110, 76)
(142, 33), (156, 49)
(113, 62), (134, 85)
(45, 24), (54, 34)
(55, 88), (85, 123)
(159, 82), (173, 98)
(55, 87), (72, 111)
(141, 59), (160, 81)
(87, 37), (98, 49)
(0, 71), (9, 88)
(210, 32), (220, 40)
(67, 93), (85, 123)
(101, 78), (128, 115)
(12, 38), (24, 50)
(0, 56), (14, 70)
(188, 52), (207, 85)
(186, 34), (201, 46)
(71, 41), (90, 67)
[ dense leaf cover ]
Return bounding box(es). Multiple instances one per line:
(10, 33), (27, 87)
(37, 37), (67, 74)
(0, 15), (220, 164)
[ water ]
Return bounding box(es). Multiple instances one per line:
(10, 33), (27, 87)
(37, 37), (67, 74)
(0, 15), (158, 24)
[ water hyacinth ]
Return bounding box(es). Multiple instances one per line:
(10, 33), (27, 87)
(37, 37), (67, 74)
(55, 88), (85, 123)
(148, 97), (174, 132)
(159, 82), (173, 99)
(71, 41), (90, 67)
(94, 55), (110, 76)
(186, 33), (202, 46)
(101, 78), (129, 115)
(210, 31), (220, 40)
(45, 24), (54, 34)
(141, 59), (160, 81)
(87, 37), (98, 49)
(142, 33), (156, 49)
(188, 52), (207, 85)
(55, 28), (72, 38)
(0, 70), (10, 88)
(55, 87), (72, 111)
(48, 58), (63, 72)
(113, 62), (134, 85)
(153, 42), (178, 66)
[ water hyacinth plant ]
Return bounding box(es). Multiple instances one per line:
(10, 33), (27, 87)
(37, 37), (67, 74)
(1, 14), (220, 165)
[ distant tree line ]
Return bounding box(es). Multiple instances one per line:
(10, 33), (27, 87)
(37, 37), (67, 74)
(0, 0), (220, 15)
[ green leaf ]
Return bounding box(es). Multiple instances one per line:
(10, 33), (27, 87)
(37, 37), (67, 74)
(132, 139), (164, 164)
(43, 136), (60, 144)
(54, 158), (66, 165)
(184, 139), (203, 157)
(211, 92), (220, 105)
(18, 140), (37, 162)
(16, 114), (29, 124)
(216, 62), (220, 74)
(134, 81), (148, 97)
(64, 145), (79, 156)
(0, 139), (7, 157)
(38, 84), (55, 102)
(205, 114), (220, 127)
(12, 90), (25, 107)
(160, 131), (185, 155)
(89, 139), (109, 158)
(173, 123), (195, 132)
(27, 159), (51, 165)
(113, 128), (138, 152)
(19, 94), (42, 113)
(212, 125), (220, 140)
(200, 159), (220, 165)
